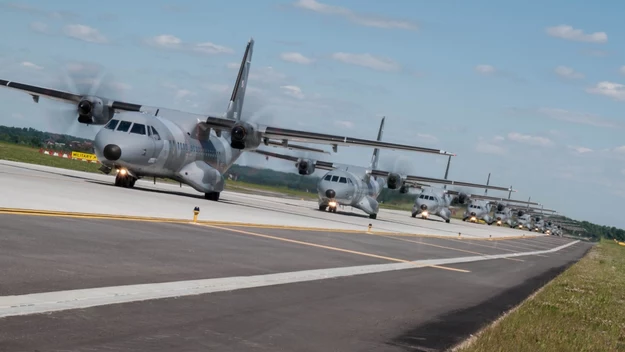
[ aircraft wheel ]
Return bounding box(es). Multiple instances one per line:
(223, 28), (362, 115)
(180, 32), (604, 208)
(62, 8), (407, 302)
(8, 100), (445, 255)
(205, 192), (220, 201)
(369, 213), (377, 219)
(411, 212), (417, 218)
(332, 207), (337, 213)
(319, 205), (327, 211)
(445, 219), (450, 223)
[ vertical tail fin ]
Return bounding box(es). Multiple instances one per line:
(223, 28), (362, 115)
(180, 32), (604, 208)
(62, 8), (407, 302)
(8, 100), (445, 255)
(443, 155), (451, 190)
(226, 38), (254, 121)
(484, 173), (491, 195)
(370, 116), (385, 170)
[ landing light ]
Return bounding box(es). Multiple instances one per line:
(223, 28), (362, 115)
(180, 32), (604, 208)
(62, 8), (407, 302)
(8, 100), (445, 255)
(329, 201), (337, 207)
(118, 168), (127, 176)
(470, 216), (477, 222)
(497, 220), (502, 225)
(421, 211), (429, 218)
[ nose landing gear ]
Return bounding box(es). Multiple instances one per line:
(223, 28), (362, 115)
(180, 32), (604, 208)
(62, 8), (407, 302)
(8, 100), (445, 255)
(114, 171), (136, 188)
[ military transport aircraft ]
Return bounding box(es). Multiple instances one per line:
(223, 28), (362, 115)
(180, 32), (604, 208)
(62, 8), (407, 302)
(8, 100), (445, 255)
(0, 38), (455, 201)
(253, 116), (471, 219)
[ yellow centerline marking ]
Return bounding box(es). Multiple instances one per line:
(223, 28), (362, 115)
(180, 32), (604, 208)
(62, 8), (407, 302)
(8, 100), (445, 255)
(198, 224), (470, 273)
(383, 236), (525, 262)
(0, 207), (543, 242)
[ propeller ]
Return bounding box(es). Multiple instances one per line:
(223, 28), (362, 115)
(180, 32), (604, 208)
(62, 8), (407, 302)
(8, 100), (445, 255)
(46, 62), (126, 138)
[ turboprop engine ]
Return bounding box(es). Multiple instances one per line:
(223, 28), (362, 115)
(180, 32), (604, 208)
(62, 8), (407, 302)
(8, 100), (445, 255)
(295, 158), (315, 175)
(387, 173), (406, 191)
(230, 122), (263, 150)
(75, 96), (114, 124)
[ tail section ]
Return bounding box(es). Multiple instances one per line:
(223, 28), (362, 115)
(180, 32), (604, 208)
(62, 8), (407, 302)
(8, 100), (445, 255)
(484, 172), (491, 196)
(370, 116), (385, 170)
(225, 38), (254, 121)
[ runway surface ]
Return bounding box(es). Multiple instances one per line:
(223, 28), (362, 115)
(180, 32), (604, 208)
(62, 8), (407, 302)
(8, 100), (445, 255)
(0, 160), (592, 351)
(0, 160), (543, 239)
(0, 214), (591, 351)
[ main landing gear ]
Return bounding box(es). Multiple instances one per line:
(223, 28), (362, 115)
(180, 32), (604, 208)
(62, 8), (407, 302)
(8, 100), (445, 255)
(205, 192), (220, 201)
(369, 213), (377, 219)
(319, 205), (337, 213)
(114, 170), (136, 188)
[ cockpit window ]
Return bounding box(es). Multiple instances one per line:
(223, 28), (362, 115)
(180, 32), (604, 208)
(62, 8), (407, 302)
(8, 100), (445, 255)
(347, 179), (353, 185)
(339, 177), (347, 183)
(117, 121), (132, 132)
(324, 175), (332, 181)
(150, 126), (161, 140)
(104, 119), (119, 130)
(130, 123), (146, 135)
(331, 175), (339, 182)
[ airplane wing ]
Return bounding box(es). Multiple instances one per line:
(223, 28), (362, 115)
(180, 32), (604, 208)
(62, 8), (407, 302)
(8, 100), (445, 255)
(462, 195), (541, 206)
(263, 140), (330, 154)
(0, 79), (143, 113)
(202, 116), (455, 156)
(252, 149), (335, 171)
(368, 169), (514, 192)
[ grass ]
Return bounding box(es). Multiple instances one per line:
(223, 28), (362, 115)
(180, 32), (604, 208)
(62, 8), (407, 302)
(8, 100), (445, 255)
(456, 239), (625, 352)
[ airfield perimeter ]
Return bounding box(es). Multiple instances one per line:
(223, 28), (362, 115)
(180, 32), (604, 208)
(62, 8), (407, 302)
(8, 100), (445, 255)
(0, 159), (592, 351)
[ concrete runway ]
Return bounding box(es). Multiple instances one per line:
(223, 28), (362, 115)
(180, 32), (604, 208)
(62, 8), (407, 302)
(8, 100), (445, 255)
(0, 160), (543, 239)
(0, 160), (592, 351)
(0, 214), (591, 351)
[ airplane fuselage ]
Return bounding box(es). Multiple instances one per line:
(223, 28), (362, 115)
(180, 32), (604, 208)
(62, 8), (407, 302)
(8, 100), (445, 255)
(317, 169), (385, 217)
(463, 200), (493, 224)
(411, 189), (453, 223)
(94, 111), (243, 194)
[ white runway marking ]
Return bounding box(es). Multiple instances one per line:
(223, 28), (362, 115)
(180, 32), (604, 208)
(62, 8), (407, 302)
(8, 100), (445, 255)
(0, 240), (579, 319)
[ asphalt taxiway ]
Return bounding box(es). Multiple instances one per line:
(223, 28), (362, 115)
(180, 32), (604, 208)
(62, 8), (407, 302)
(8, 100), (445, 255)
(0, 213), (591, 352)
(0, 160), (544, 239)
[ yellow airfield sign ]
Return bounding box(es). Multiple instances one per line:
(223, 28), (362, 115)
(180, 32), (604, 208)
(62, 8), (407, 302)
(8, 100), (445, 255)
(71, 151), (98, 161)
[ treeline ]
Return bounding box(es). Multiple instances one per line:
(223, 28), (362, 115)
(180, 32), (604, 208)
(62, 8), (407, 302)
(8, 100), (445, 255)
(0, 126), (94, 153)
(578, 221), (624, 241)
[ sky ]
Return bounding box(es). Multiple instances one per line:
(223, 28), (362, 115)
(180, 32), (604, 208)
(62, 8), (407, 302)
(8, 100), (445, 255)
(0, 0), (624, 228)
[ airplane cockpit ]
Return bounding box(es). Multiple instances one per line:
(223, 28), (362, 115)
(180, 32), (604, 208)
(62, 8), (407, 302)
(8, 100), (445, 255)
(103, 118), (162, 141)
(417, 194), (438, 203)
(321, 173), (354, 185)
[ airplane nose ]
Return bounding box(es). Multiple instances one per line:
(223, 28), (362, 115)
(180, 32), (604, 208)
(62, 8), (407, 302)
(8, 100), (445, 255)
(470, 212), (476, 216)
(496, 217), (501, 221)
(325, 189), (336, 198)
(103, 144), (121, 161)
(420, 204), (427, 210)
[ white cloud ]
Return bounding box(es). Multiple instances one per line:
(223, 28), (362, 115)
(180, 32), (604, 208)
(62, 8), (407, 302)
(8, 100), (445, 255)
(475, 64), (496, 75)
(536, 107), (618, 128)
(546, 25), (607, 43)
(331, 52), (400, 72)
(145, 34), (233, 55)
(568, 145), (593, 154)
(280, 52), (315, 65)
(280, 85), (305, 99)
(507, 132), (554, 147)
(555, 66), (584, 79)
(174, 89), (195, 100)
(494, 135), (505, 142)
(109, 82), (131, 91)
(21, 61), (43, 70)
(476, 140), (507, 155)
(586, 81), (625, 101)
(63, 24), (108, 44)
(226, 62), (240, 69)
(193, 42), (234, 55)
(29, 21), (48, 33)
(250, 66), (287, 83)
(619, 66), (625, 75)
(614, 146), (625, 154)
(294, 0), (418, 30)
(147, 34), (182, 48)
(333, 120), (354, 129)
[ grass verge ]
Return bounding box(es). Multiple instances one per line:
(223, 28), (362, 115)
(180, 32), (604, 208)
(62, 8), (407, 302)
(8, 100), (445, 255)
(456, 239), (624, 352)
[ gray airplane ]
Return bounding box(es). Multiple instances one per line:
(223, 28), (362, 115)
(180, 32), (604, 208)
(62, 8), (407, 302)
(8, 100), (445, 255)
(254, 117), (458, 219)
(0, 39), (455, 201)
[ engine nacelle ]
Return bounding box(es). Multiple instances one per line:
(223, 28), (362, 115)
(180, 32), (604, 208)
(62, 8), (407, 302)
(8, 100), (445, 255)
(230, 122), (262, 150)
(497, 203), (505, 212)
(517, 210), (525, 217)
(77, 96), (113, 125)
(387, 173), (406, 190)
(456, 192), (469, 204)
(295, 158), (315, 175)
(399, 185), (409, 194)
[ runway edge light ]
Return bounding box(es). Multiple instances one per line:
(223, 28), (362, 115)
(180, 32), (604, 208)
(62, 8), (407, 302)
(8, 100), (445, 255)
(193, 206), (200, 223)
